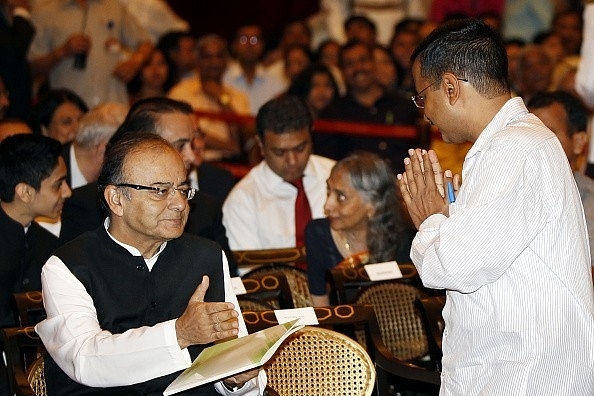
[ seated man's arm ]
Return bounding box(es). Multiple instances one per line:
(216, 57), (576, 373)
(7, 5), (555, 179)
(36, 256), (192, 387)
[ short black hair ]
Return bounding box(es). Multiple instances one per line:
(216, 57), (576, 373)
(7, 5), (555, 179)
(527, 90), (588, 135)
(255, 95), (312, 139)
(411, 18), (509, 98)
(34, 88), (88, 128)
(344, 15), (377, 34)
(338, 39), (372, 69)
(0, 134), (62, 201)
(109, 97), (193, 147)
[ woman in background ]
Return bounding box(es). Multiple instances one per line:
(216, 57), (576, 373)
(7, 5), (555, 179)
(286, 63), (339, 117)
(306, 151), (414, 306)
(34, 88), (88, 144)
(127, 48), (174, 104)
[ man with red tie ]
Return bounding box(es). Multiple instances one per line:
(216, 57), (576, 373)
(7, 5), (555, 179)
(222, 95), (335, 259)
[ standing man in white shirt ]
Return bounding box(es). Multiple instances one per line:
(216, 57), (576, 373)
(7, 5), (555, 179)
(223, 95), (335, 252)
(399, 19), (594, 395)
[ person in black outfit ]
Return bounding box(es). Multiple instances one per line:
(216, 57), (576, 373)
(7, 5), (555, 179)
(0, 134), (71, 395)
(0, 0), (35, 125)
(318, 39), (420, 173)
(35, 133), (261, 395)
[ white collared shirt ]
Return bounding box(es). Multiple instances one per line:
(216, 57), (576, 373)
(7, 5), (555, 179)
(222, 155), (335, 250)
(412, 97), (594, 394)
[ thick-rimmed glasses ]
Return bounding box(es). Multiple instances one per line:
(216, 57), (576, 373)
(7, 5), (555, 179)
(116, 183), (196, 201)
(411, 77), (468, 109)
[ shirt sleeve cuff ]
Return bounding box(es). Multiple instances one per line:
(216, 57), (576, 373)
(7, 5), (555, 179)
(166, 319), (192, 365)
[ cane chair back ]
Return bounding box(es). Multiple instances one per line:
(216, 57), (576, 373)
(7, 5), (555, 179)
(26, 357), (46, 396)
(354, 281), (429, 362)
(233, 247), (306, 274)
(237, 271), (295, 312)
(415, 295), (446, 371)
(242, 264), (312, 308)
(264, 326), (375, 396)
(1, 326), (45, 396)
(327, 263), (421, 305)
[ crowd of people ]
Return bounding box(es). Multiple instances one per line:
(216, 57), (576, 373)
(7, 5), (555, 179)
(1, 0), (594, 395)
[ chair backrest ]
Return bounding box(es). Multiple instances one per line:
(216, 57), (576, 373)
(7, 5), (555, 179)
(415, 295), (446, 371)
(26, 357), (46, 396)
(242, 263), (312, 308)
(237, 271), (295, 312)
(327, 263), (421, 305)
(264, 326), (376, 396)
(1, 327), (45, 396)
(354, 281), (429, 362)
(233, 246), (306, 273)
(11, 291), (46, 327)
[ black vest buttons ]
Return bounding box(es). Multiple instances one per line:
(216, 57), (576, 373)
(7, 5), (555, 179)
(151, 301), (157, 308)
(136, 265), (143, 271)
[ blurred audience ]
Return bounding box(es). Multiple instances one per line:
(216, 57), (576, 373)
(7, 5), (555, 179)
(286, 63), (339, 117)
(0, 0), (35, 124)
(28, 0), (153, 108)
(318, 39), (419, 171)
(224, 24), (286, 115)
(0, 117), (32, 141)
(343, 14), (377, 45)
(127, 48), (174, 104)
(372, 44), (398, 94)
(156, 30), (197, 85)
(168, 34), (249, 162)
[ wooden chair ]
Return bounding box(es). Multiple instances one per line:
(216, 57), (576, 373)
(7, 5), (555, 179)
(242, 263), (312, 308)
(415, 295), (446, 371)
(11, 291), (46, 327)
(264, 326), (376, 396)
(243, 304), (379, 352)
(237, 271), (295, 312)
(352, 281), (441, 395)
(327, 263), (421, 305)
(26, 358), (45, 396)
(1, 327), (45, 396)
(233, 246), (306, 273)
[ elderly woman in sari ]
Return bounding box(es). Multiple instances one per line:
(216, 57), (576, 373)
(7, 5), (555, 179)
(305, 151), (415, 306)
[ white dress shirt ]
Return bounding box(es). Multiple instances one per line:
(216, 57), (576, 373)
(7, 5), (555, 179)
(222, 155), (335, 250)
(36, 220), (265, 394)
(412, 98), (594, 395)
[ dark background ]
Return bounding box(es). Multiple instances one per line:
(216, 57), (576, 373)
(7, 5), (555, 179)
(166, 1), (319, 49)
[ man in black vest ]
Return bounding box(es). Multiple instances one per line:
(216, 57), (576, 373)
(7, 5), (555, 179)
(35, 133), (262, 395)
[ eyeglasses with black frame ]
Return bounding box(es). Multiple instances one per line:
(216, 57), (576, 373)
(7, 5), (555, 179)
(116, 183), (196, 201)
(411, 77), (468, 109)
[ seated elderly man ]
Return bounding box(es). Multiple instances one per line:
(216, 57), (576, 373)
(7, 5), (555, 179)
(35, 133), (263, 395)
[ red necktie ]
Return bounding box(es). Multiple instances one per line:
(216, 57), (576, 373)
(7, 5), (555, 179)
(291, 177), (312, 248)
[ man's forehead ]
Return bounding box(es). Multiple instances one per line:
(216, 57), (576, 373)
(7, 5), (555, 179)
(263, 131), (310, 150)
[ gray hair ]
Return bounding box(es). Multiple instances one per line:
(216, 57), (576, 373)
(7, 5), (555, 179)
(75, 102), (129, 148)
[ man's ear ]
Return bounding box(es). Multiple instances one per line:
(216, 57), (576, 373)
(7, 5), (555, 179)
(104, 185), (124, 217)
(573, 131), (588, 156)
(442, 73), (461, 105)
(256, 135), (264, 158)
(15, 183), (34, 203)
